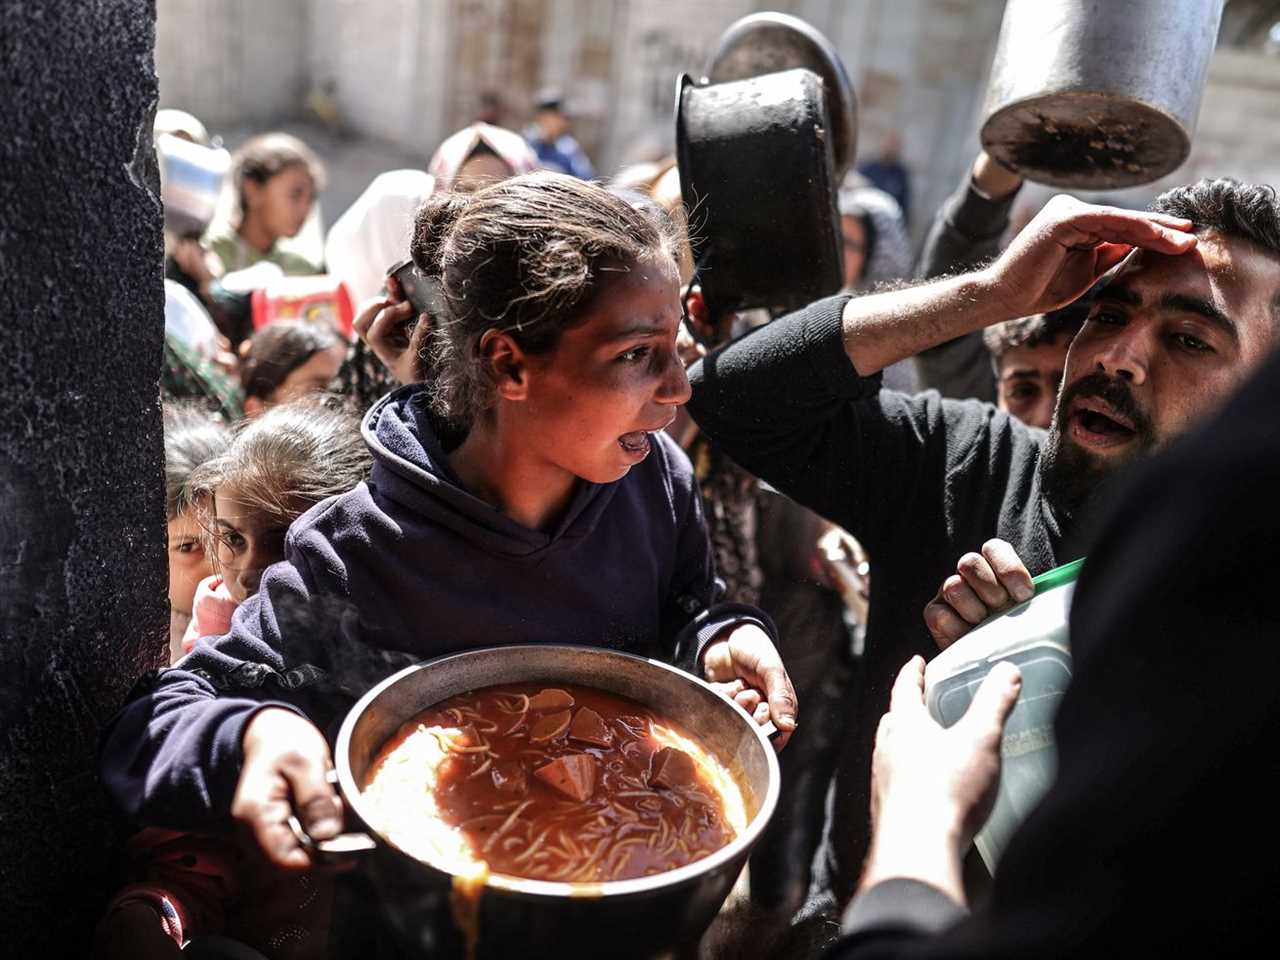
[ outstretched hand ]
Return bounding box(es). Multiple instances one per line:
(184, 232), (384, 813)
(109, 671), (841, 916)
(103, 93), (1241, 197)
(702, 622), (798, 750)
(860, 656), (1021, 902)
(923, 539), (1034, 650)
(984, 194), (1196, 319)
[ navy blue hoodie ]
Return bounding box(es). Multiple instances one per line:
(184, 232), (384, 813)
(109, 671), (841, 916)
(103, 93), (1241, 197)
(100, 386), (771, 828)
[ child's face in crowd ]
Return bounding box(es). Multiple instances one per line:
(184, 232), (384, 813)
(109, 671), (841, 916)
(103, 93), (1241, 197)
(995, 339), (1069, 429)
(512, 258), (690, 484)
(167, 508), (213, 616)
(270, 343), (346, 405)
(244, 164), (315, 242)
(453, 153), (514, 194)
(212, 483), (296, 602)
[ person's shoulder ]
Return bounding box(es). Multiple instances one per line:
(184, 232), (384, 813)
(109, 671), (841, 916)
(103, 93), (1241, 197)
(272, 248), (321, 276)
(286, 483), (376, 549)
(203, 229), (239, 260)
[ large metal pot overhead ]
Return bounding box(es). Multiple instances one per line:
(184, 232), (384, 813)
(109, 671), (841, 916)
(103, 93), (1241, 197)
(980, 0), (1225, 189)
(310, 645), (781, 960)
(706, 11), (858, 178)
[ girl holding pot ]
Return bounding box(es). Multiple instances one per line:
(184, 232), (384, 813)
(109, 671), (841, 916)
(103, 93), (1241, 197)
(99, 174), (795, 907)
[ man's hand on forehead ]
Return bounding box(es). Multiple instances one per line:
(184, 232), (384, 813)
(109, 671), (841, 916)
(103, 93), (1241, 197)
(982, 195), (1197, 322)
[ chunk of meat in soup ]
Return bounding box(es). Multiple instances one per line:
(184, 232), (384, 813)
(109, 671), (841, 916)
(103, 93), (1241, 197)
(534, 753), (597, 801)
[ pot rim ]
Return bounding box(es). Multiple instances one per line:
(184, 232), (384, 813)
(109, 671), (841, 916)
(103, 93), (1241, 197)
(334, 643), (781, 899)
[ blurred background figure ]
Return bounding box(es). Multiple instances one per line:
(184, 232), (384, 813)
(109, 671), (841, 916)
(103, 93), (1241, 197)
(428, 121), (539, 193)
(856, 129), (911, 220)
(154, 107), (212, 147)
(525, 88), (595, 180)
(239, 320), (347, 417)
(325, 169), (435, 305)
(475, 90), (505, 126)
(914, 151), (1026, 404)
(838, 177), (917, 393)
(204, 132), (326, 275)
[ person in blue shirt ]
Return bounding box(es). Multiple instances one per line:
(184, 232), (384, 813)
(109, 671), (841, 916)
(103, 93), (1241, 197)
(525, 89), (596, 180)
(857, 130), (911, 221)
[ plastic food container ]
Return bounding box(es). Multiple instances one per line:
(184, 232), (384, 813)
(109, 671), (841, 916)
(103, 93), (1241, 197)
(250, 275), (355, 338)
(156, 133), (231, 238)
(924, 558), (1084, 871)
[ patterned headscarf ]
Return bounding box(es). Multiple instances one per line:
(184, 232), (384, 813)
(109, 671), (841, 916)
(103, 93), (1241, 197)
(428, 123), (538, 191)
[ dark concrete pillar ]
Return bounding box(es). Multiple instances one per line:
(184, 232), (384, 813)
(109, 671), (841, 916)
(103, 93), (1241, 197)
(0, 0), (168, 952)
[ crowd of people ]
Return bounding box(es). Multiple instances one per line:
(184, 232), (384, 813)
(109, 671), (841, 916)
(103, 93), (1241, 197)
(92, 77), (1280, 959)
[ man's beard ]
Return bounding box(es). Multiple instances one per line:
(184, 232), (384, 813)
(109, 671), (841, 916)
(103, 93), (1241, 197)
(1040, 372), (1157, 520)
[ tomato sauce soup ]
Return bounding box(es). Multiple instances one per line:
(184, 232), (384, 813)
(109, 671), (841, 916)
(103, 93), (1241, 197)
(361, 683), (745, 883)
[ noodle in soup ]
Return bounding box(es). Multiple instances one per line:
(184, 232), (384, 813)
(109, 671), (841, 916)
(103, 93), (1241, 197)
(361, 682), (746, 883)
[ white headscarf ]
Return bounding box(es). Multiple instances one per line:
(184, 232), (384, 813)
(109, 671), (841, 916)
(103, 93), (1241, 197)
(323, 169), (435, 305)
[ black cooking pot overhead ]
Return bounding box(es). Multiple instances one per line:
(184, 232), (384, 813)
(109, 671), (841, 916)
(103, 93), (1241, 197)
(676, 13), (856, 315)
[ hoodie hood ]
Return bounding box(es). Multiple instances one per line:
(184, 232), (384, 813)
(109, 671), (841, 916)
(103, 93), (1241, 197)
(361, 385), (619, 560)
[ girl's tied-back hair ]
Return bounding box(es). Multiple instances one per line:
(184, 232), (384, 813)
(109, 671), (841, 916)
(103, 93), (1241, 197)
(239, 320), (343, 402)
(186, 399), (372, 538)
(408, 170), (680, 428)
(230, 131), (327, 219)
(164, 403), (232, 519)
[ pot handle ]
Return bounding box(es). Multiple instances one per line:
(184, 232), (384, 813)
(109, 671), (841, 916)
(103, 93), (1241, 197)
(284, 768), (378, 862)
(759, 720), (782, 742)
(287, 813), (378, 862)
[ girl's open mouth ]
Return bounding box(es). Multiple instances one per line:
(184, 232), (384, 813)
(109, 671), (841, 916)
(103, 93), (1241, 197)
(618, 432), (652, 458)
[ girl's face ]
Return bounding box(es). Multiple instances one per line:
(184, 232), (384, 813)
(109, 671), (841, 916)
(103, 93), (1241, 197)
(244, 164), (316, 242)
(271, 343), (346, 405)
(512, 258), (691, 484)
(167, 508), (213, 615)
(211, 483), (296, 602)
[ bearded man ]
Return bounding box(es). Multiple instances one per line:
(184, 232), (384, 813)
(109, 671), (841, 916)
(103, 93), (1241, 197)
(687, 179), (1280, 914)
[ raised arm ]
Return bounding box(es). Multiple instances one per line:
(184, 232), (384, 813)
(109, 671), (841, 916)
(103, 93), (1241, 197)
(841, 193), (1195, 376)
(914, 153), (1025, 402)
(688, 198), (1194, 546)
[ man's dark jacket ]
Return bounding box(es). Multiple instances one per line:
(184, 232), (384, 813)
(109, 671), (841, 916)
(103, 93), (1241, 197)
(687, 295), (1082, 909)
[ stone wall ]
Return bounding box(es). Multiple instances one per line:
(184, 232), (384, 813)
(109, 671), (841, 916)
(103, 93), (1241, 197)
(154, 0), (1280, 240)
(153, 0), (1006, 236)
(156, 0), (311, 127)
(0, 0), (168, 951)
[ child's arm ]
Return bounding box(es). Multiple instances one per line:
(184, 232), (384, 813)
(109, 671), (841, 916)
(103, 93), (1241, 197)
(99, 557), (345, 856)
(655, 435), (798, 747)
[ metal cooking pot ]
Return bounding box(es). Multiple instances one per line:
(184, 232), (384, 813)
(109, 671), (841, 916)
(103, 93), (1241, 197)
(707, 11), (858, 178)
(981, 0), (1225, 189)
(312, 645), (780, 960)
(676, 68), (843, 314)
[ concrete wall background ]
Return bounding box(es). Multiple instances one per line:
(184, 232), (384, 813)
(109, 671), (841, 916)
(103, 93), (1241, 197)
(1, 0), (168, 953)
(157, 0), (311, 127)
(156, 0), (1280, 241)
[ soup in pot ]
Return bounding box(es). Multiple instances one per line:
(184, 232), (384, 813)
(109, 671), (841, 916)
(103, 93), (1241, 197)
(361, 682), (746, 883)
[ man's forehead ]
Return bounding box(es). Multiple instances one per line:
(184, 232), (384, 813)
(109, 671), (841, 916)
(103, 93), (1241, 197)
(998, 343), (1070, 378)
(1109, 232), (1280, 322)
